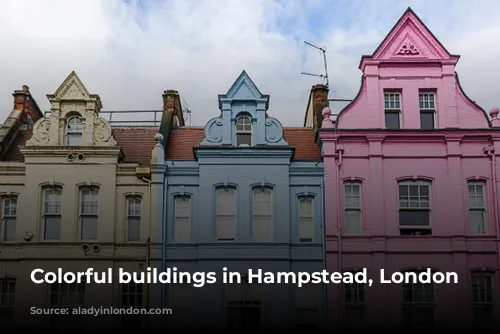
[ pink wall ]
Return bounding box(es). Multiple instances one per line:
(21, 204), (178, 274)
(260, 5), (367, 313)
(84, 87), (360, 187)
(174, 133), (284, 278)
(319, 8), (500, 330)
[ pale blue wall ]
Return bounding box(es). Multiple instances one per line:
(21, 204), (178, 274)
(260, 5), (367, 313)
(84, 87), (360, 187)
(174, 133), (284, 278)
(162, 71), (325, 330)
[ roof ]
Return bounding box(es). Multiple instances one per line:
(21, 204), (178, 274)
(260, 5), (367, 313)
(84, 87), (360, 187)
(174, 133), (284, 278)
(0, 127), (158, 166)
(165, 127), (321, 161)
(112, 127), (158, 166)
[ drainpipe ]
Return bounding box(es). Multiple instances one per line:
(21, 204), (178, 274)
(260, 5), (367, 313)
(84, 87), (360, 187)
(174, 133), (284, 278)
(485, 146), (500, 292)
(336, 146), (344, 329)
(320, 178), (327, 329)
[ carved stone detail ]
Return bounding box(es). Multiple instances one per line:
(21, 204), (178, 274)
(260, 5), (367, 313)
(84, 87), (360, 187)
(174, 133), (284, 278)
(201, 117), (224, 144)
(26, 118), (53, 145)
(396, 42), (419, 55)
(93, 116), (116, 145)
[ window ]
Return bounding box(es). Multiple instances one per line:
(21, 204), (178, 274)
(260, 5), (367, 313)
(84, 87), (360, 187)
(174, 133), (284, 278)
(344, 271), (366, 324)
(43, 187), (62, 241)
(216, 187), (236, 241)
(2, 197), (17, 242)
(121, 283), (143, 329)
(174, 196), (191, 243)
(344, 183), (362, 234)
(419, 93), (436, 129)
(236, 116), (252, 146)
(296, 283), (320, 330)
(398, 182), (431, 235)
(66, 116), (83, 146)
(226, 279), (262, 332)
(0, 278), (16, 326)
(49, 282), (85, 331)
(402, 271), (434, 325)
(125, 196), (141, 242)
(80, 187), (99, 240)
(384, 92), (401, 129)
(472, 272), (494, 327)
(468, 183), (487, 234)
(252, 188), (273, 242)
(298, 197), (314, 242)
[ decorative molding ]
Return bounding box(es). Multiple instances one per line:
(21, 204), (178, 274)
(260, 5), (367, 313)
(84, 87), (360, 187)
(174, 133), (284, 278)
(396, 42), (420, 56)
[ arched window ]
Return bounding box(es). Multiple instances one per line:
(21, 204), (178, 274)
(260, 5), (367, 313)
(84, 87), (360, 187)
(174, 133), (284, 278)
(67, 116), (83, 146)
(236, 116), (252, 147)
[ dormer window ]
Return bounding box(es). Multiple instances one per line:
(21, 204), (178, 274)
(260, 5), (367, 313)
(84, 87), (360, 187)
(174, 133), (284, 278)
(236, 116), (252, 147)
(67, 116), (83, 146)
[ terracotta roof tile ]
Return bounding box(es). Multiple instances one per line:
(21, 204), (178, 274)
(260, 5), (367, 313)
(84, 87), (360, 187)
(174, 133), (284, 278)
(166, 128), (205, 160)
(112, 127), (158, 166)
(283, 128), (321, 161)
(166, 127), (320, 161)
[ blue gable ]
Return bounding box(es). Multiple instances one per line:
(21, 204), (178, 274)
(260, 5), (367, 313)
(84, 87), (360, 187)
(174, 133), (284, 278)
(201, 70), (288, 147)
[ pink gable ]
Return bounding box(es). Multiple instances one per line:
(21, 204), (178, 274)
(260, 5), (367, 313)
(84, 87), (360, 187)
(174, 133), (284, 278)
(337, 7), (489, 130)
(372, 9), (451, 62)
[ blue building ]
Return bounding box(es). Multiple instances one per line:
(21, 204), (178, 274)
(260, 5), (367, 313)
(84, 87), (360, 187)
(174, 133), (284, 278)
(162, 71), (325, 330)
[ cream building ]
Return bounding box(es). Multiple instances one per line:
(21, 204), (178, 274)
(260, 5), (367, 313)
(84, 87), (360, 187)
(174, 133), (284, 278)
(0, 72), (170, 331)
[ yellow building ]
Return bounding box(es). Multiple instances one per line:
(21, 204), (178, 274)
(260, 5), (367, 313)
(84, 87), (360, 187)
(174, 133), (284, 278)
(0, 72), (174, 330)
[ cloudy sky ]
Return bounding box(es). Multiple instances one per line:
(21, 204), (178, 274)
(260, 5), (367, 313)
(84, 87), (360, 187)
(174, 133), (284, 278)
(0, 0), (498, 127)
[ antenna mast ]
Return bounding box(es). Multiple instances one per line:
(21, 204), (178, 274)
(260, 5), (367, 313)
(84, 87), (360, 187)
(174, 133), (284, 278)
(181, 98), (192, 127)
(301, 41), (329, 87)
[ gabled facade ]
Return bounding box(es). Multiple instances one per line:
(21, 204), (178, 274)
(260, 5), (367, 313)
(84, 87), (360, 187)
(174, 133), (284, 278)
(162, 71), (325, 331)
(0, 72), (163, 330)
(318, 8), (500, 330)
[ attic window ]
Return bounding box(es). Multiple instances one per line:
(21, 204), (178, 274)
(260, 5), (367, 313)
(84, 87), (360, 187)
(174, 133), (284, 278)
(236, 116), (252, 147)
(67, 116), (83, 146)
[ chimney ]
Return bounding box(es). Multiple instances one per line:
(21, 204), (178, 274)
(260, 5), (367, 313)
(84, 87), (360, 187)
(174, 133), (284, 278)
(304, 84), (329, 130)
(159, 90), (184, 147)
(13, 85), (44, 124)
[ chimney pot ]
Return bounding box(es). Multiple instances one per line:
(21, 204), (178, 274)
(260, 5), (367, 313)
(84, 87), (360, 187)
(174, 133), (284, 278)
(22, 85), (29, 92)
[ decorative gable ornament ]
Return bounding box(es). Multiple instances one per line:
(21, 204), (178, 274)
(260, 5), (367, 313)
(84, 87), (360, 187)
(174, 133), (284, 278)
(396, 42), (420, 56)
(26, 71), (117, 147)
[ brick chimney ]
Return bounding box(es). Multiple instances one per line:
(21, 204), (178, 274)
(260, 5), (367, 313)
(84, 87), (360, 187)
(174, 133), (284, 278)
(159, 90), (184, 147)
(312, 84), (329, 129)
(12, 85), (44, 124)
(304, 84), (329, 130)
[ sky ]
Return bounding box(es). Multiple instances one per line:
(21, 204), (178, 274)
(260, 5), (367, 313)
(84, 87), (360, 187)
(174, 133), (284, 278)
(0, 0), (499, 127)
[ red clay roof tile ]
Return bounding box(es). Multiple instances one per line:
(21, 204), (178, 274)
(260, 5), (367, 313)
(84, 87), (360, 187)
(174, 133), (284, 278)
(165, 127), (320, 161)
(0, 127), (158, 166)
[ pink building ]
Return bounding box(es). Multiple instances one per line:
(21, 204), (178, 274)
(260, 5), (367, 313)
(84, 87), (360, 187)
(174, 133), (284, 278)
(317, 8), (500, 330)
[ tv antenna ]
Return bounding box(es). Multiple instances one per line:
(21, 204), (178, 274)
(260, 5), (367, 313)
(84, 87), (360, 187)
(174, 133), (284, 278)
(181, 98), (192, 127)
(301, 41), (329, 87)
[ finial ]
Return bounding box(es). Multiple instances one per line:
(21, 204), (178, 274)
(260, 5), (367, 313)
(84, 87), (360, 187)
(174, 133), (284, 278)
(154, 133), (164, 144)
(490, 107), (499, 118)
(322, 107), (332, 117)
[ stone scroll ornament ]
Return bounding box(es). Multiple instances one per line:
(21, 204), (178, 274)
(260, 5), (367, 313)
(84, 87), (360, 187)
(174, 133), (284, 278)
(93, 116), (117, 145)
(396, 42), (420, 55)
(26, 118), (52, 145)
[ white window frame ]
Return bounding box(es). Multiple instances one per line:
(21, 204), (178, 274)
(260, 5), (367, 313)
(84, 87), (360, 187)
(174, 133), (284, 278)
(398, 181), (432, 234)
(252, 187), (273, 242)
(216, 187), (236, 241)
(402, 271), (435, 324)
(66, 116), (83, 146)
(419, 92), (436, 129)
(468, 182), (488, 235)
(174, 195), (191, 243)
(1, 196), (17, 242)
(344, 182), (362, 235)
(126, 196), (141, 242)
(42, 187), (62, 241)
(235, 115), (252, 147)
(0, 278), (16, 309)
(79, 186), (99, 241)
(472, 272), (494, 305)
(384, 92), (402, 129)
(225, 278), (262, 328)
(298, 197), (315, 243)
